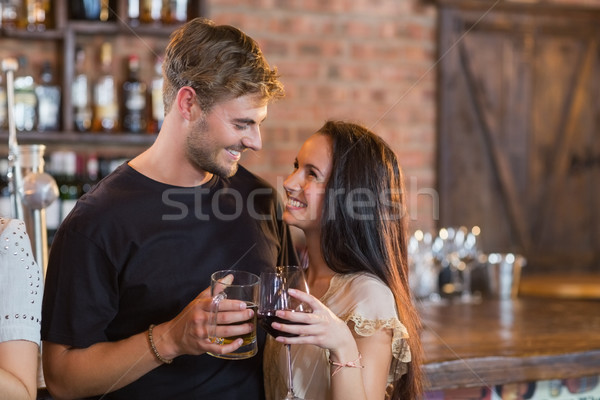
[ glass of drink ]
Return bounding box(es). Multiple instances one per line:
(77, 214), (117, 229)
(207, 270), (260, 360)
(258, 266), (311, 400)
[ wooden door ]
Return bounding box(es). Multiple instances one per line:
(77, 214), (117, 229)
(437, 2), (600, 272)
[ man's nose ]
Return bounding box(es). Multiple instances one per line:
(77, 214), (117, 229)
(241, 127), (262, 151)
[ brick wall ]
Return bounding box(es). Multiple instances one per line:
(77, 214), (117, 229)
(207, 0), (439, 232)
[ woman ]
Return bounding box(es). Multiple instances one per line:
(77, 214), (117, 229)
(0, 217), (43, 400)
(264, 121), (424, 399)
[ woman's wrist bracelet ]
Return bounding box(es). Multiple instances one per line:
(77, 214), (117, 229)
(329, 352), (364, 376)
(148, 324), (173, 364)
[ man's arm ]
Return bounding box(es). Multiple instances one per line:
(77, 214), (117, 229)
(43, 331), (156, 400)
(43, 290), (254, 399)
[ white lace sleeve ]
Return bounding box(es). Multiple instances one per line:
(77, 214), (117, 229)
(324, 273), (412, 381)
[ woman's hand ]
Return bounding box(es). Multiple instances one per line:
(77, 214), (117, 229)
(271, 288), (357, 356)
(273, 288), (393, 400)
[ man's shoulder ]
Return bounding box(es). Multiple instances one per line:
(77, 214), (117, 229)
(81, 163), (144, 203)
(66, 164), (145, 224)
(230, 165), (277, 193)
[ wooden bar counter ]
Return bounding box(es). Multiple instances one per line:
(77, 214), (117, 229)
(418, 297), (600, 391)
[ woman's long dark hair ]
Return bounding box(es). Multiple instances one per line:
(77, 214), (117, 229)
(318, 120), (424, 399)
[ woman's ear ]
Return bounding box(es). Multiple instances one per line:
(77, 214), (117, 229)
(176, 86), (200, 120)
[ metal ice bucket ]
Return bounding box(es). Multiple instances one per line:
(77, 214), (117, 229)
(484, 253), (526, 299)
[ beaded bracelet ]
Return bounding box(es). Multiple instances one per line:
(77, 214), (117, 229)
(329, 352), (364, 376)
(148, 324), (173, 364)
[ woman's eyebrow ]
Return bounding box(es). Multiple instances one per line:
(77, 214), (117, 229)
(304, 163), (324, 175)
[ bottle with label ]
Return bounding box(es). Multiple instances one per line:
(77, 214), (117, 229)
(13, 56), (37, 132)
(122, 54), (147, 133)
(35, 61), (61, 131)
(140, 0), (161, 24)
(69, 0), (101, 20)
(81, 153), (99, 195)
(99, 0), (109, 21)
(23, 0), (51, 31)
(162, 0), (188, 24)
(54, 150), (80, 222)
(92, 42), (119, 133)
(72, 46), (92, 132)
(128, 0), (140, 26)
(69, 0), (115, 21)
(1, 0), (22, 29)
(149, 55), (164, 133)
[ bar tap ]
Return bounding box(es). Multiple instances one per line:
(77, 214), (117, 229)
(2, 57), (59, 278)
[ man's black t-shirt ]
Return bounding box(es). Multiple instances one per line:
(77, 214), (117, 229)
(42, 163), (298, 399)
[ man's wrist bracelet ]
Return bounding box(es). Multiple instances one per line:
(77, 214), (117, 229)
(148, 324), (173, 364)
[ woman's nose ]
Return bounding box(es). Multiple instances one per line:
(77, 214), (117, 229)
(283, 171), (301, 193)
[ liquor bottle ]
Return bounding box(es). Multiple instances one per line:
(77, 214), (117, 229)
(69, 0), (101, 20)
(149, 55), (164, 133)
(162, 0), (188, 24)
(128, 0), (140, 26)
(92, 42), (119, 133)
(23, 0), (51, 31)
(56, 151), (80, 222)
(99, 0), (109, 21)
(140, 0), (161, 24)
(69, 0), (114, 21)
(72, 46), (92, 132)
(122, 54), (147, 133)
(1, 0), (22, 29)
(13, 56), (37, 132)
(35, 61), (61, 131)
(81, 153), (99, 195)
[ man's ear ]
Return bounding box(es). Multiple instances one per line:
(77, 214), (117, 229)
(176, 86), (200, 120)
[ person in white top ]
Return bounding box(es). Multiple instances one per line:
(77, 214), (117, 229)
(0, 217), (43, 400)
(263, 121), (424, 400)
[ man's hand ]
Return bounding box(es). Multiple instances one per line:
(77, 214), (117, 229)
(152, 284), (255, 359)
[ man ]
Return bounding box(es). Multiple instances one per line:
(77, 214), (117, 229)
(42, 18), (297, 399)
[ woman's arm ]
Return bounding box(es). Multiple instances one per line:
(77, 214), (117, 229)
(350, 329), (393, 400)
(273, 288), (393, 400)
(0, 340), (39, 400)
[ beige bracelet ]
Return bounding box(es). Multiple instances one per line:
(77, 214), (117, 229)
(148, 324), (173, 364)
(329, 352), (364, 376)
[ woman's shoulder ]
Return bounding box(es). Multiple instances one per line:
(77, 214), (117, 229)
(0, 218), (31, 260)
(333, 272), (392, 295)
(0, 217), (27, 238)
(0, 218), (39, 273)
(329, 272), (396, 315)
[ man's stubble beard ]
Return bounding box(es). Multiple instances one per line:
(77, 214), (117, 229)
(185, 117), (239, 179)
